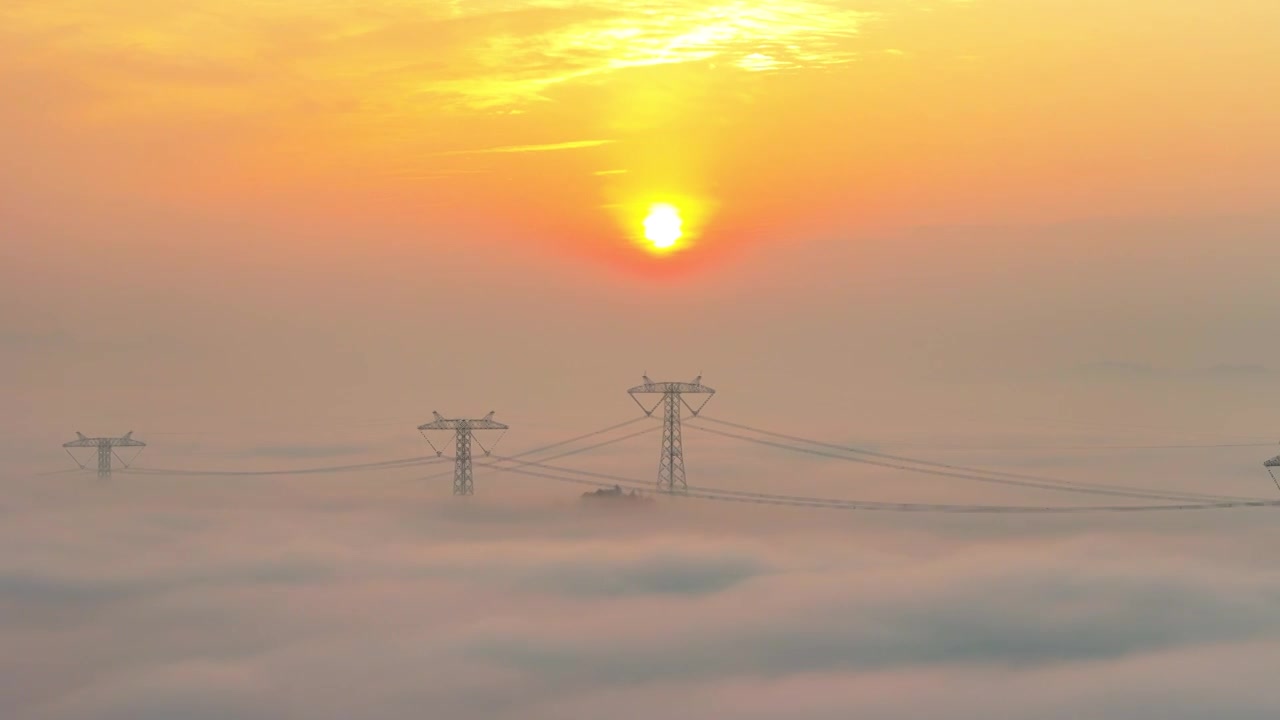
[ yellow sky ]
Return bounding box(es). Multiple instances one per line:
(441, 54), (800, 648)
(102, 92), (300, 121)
(3, 0), (1278, 267)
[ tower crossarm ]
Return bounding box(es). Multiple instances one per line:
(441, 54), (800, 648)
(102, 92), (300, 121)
(418, 412), (509, 432)
(416, 412), (508, 495)
(63, 432), (146, 448)
(628, 376), (715, 418)
(627, 381), (715, 395)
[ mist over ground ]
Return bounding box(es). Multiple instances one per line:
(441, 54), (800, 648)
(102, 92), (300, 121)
(6, 448), (1280, 720)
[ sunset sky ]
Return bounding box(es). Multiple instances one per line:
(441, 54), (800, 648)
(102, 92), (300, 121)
(6, 0), (1279, 261)
(5, 0), (1279, 427)
(4, 1), (1280, 718)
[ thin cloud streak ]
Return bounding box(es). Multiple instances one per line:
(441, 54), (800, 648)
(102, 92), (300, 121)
(432, 139), (616, 157)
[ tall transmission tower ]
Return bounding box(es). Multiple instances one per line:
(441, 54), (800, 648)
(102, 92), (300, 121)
(418, 412), (508, 495)
(62, 432), (146, 479)
(628, 375), (715, 493)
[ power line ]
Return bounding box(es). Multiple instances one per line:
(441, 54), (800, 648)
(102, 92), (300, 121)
(123, 455), (450, 477)
(1013, 414), (1277, 442)
(384, 416), (1274, 510)
(864, 440), (1279, 451)
(484, 452), (646, 487)
(1011, 441), (1278, 451)
(696, 416), (1247, 498)
(410, 421), (659, 483)
(479, 455), (1252, 513)
(680, 490), (1280, 514)
(59, 407), (1275, 515)
(105, 418), (653, 483)
(685, 422), (1264, 503)
(692, 422), (1268, 503)
(494, 462), (1280, 514)
(137, 415), (436, 437)
(440, 424), (660, 483)
(501, 416), (652, 460)
(32, 467), (85, 477)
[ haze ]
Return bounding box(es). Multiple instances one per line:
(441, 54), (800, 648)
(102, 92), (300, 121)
(3, 1), (1280, 718)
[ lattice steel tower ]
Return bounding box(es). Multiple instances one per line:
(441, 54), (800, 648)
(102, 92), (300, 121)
(418, 412), (508, 495)
(628, 375), (715, 493)
(62, 432), (146, 479)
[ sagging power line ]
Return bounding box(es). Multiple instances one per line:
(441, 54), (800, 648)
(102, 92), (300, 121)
(53, 378), (1278, 512)
(686, 417), (1264, 503)
(122, 455), (449, 477)
(491, 457), (1280, 515)
(407, 418), (659, 486)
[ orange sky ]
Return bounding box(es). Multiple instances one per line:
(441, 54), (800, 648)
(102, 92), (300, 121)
(5, 0), (1278, 273)
(4, 1), (1280, 474)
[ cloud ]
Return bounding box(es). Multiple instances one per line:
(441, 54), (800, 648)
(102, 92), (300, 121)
(518, 642), (1280, 720)
(432, 139), (616, 156)
(409, 1), (876, 106)
(5, 481), (1280, 719)
(517, 546), (768, 597)
(0, 558), (335, 618)
(1, 0), (876, 117)
(463, 546), (1278, 687)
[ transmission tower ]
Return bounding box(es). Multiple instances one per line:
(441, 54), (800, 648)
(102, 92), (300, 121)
(62, 432), (146, 479)
(418, 411), (508, 495)
(628, 375), (715, 493)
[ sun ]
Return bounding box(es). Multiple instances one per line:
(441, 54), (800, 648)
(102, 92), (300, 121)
(643, 203), (683, 250)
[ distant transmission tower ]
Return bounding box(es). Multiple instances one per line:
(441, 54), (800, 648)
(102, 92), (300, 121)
(418, 412), (508, 495)
(62, 432), (146, 479)
(628, 375), (715, 493)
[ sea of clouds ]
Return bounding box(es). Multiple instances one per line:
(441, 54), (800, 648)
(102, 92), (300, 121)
(4, 469), (1280, 720)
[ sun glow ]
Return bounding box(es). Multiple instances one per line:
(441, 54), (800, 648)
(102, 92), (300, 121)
(643, 204), (683, 250)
